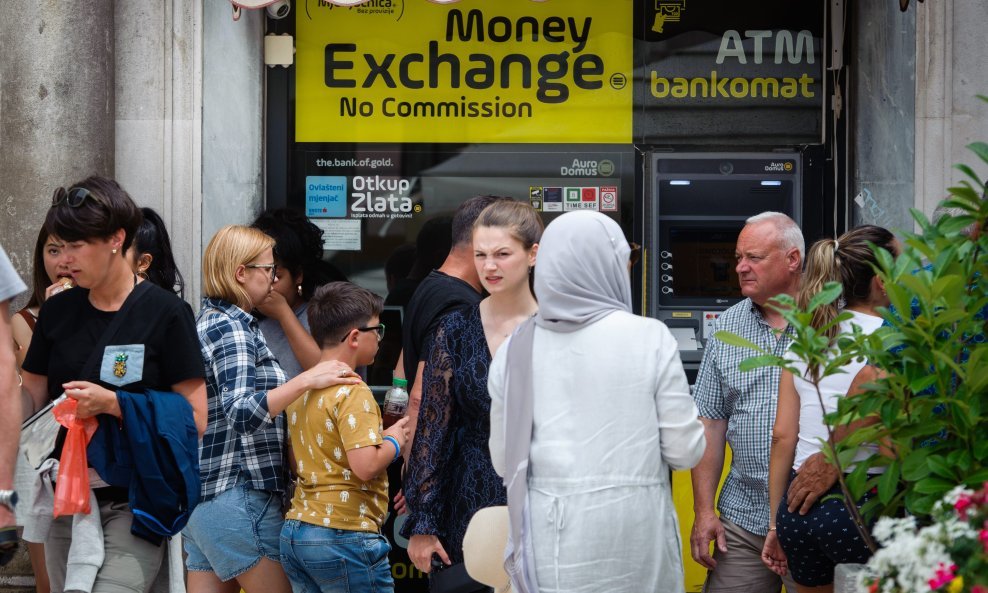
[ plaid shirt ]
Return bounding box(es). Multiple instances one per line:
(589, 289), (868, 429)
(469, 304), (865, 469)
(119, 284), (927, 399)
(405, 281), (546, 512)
(693, 298), (793, 536)
(196, 298), (289, 501)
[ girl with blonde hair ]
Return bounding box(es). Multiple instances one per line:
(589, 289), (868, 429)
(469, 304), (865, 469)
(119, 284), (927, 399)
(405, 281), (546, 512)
(183, 225), (359, 593)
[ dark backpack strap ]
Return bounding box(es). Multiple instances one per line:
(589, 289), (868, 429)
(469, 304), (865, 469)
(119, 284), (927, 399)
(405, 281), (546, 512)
(79, 280), (154, 382)
(17, 308), (37, 331)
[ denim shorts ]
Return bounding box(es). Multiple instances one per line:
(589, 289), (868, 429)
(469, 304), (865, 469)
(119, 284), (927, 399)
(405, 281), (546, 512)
(183, 476), (285, 581)
(280, 519), (393, 593)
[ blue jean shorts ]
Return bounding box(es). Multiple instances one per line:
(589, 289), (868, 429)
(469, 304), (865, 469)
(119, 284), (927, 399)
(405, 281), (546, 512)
(280, 519), (393, 593)
(183, 475), (285, 581)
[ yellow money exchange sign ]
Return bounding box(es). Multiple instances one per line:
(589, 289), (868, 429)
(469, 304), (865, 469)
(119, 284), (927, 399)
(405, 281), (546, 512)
(295, 0), (633, 144)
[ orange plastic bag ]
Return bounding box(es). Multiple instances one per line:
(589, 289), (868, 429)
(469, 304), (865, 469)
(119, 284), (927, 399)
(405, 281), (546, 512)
(53, 398), (99, 517)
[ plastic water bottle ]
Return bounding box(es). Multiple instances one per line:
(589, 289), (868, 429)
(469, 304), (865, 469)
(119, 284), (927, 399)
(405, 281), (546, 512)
(382, 377), (408, 428)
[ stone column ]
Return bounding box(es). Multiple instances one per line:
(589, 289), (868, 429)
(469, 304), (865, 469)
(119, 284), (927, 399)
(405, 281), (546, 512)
(0, 0), (114, 305)
(915, 0), (988, 220)
(851, 0), (915, 231)
(115, 0), (204, 304)
(201, 2), (265, 255)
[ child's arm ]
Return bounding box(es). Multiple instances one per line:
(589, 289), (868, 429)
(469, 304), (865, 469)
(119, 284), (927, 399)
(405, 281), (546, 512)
(346, 416), (410, 481)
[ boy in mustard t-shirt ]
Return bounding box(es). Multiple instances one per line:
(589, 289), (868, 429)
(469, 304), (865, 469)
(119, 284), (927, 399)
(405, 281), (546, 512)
(280, 282), (410, 593)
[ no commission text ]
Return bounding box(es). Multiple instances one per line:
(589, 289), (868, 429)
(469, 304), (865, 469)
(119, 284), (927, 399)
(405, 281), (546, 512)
(341, 96), (533, 118)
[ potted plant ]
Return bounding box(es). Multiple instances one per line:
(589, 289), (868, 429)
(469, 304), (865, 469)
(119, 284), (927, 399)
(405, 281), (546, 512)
(715, 96), (988, 591)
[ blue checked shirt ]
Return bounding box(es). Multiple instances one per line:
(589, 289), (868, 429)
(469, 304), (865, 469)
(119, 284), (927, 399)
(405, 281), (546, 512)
(196, 298), (289, 501)
(693, 298), (793, 536)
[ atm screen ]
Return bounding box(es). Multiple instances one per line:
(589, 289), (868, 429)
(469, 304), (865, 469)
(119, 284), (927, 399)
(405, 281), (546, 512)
(668, 228), (742, 299)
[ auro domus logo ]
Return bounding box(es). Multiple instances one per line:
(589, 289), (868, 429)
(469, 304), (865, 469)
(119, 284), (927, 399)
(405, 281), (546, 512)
(560, 158), (615, 176)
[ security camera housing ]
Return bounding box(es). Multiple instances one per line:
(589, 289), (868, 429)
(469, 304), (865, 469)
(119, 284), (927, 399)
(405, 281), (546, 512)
(266, 0), (290, 19)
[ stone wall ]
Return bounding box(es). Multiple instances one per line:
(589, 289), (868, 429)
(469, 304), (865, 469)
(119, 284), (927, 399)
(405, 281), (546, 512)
(915, 0), (988, 220)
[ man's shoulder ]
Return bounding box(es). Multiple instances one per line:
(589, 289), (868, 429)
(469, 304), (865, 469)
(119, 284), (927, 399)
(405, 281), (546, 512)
(407, 271), (480, 318)
(0, 244), (26, 302)
(715, 299), (757, 328)
(414, 271), (476, 297)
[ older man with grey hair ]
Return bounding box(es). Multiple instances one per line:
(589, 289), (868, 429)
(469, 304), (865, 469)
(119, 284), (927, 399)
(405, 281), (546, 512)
(690, 211), (808, 593)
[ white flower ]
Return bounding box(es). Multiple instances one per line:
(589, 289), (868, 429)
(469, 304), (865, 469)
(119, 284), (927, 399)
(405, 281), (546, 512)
(342, 468), (351, 481)
(347, 414), (357, 430)
(938, 485), (975, 511)
(363, 399), (371, 413)
(325, 419), (334, 432)
(858, 509), (974, 593)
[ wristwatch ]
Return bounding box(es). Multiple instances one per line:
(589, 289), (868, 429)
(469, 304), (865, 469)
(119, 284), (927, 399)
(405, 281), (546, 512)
(0, 490), (17, 512)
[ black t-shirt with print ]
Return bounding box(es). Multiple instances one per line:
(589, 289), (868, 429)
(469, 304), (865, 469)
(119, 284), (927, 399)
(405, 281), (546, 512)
(401, 270), (482, 389)
(23, 282), (205, 401)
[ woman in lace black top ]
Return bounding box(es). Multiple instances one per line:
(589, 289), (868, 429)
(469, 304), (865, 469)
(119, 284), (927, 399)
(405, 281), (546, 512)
(403, 201), (543, 577)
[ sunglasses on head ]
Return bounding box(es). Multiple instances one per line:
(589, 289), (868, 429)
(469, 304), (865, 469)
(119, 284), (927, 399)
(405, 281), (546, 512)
(51, 187), (101, 208)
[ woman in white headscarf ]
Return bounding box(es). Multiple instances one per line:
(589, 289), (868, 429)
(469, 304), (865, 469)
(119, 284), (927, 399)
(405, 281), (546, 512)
(488, 211), (706, 593)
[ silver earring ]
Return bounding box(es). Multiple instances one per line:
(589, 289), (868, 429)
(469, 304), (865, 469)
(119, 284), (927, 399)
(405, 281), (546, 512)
(111, 248), (117, 254)
(297, 285), (303, 297)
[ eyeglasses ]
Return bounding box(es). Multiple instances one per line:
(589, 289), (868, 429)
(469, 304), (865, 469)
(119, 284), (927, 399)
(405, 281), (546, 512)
(629, 242), (642, 267)
(245, 263), (278, 281)
(51, 187), (102, 208)
(340, 323), (386, 342)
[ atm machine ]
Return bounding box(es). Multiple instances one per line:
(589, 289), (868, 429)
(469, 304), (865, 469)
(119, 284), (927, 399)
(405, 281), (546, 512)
(647, 152), (802, 382)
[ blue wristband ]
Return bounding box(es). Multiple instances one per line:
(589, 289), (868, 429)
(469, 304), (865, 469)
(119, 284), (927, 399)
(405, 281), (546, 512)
(383, 435), (401, 461)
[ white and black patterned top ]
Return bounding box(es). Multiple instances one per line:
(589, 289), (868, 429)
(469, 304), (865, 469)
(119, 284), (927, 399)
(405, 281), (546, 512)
(693, 298), (793, 536)
(196, 297), (289, 501)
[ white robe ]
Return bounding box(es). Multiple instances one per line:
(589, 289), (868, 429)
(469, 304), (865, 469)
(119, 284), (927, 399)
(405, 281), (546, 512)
(489, 311), (706, 593)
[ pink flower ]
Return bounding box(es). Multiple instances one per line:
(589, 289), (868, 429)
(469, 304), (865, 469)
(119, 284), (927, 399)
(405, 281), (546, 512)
(980, 528), (988, 553)
(972, 585), (988, 593)
(955, 495), (973, 517)
(928, 563), (957, 590)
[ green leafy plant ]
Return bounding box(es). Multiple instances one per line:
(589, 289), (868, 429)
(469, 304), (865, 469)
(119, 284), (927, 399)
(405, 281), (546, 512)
(716, 96), (988, 530)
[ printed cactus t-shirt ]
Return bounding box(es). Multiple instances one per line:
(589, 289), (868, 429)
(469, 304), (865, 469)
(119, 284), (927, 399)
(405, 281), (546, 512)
(286, 383), (389, 533)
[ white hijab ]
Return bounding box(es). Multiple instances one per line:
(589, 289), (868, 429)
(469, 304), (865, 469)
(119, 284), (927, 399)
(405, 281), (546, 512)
(502, 211), (632, 593)
(533, 211), (633, 331)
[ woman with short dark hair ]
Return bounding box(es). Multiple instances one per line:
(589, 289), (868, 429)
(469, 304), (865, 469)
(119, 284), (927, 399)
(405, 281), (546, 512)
(20, 175), (208, 592)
